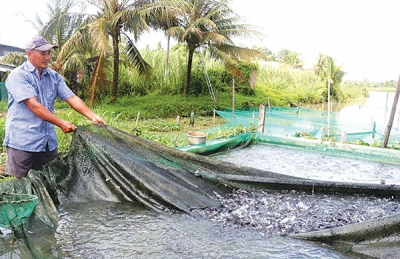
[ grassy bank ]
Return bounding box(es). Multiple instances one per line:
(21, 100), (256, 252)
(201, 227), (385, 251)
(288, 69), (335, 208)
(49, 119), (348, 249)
(55, 92), (260, 152)
(0, 84), (369, 177)
(0, 92), (251, 155)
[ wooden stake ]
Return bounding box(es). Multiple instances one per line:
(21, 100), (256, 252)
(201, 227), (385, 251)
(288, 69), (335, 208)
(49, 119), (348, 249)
(268, 97), (271, 111)
(136, 111), (140, 126)
(257, 104), (266, 133)
(213, 109), (215, 125)
(382, 75), (400, 148)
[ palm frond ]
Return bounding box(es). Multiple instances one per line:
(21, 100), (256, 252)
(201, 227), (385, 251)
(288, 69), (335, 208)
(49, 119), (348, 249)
(123, 32), (152, 76)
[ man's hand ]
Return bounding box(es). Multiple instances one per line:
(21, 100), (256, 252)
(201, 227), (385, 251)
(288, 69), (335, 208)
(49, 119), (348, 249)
(91, 114), (107, 125)
(58, 119), (77, 133)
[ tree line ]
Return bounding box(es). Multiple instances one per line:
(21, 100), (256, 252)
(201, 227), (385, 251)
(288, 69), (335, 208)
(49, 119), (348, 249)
(1, 0), (383, 107)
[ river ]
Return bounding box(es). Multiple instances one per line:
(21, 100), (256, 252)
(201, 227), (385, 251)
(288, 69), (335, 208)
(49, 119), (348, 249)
(308, 91), (400, 131)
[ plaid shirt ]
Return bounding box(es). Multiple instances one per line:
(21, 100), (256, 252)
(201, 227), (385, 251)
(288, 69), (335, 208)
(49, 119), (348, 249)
(3, 60), (74, 152)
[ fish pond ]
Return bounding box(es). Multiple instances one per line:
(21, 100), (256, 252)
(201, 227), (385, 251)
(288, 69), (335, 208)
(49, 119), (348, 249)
(2, 91), (400, 258)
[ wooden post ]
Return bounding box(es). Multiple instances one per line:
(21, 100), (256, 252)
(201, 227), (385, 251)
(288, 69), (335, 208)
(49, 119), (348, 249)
(136, 111), (140, 125)
(189, 111), (195, 126)
(268, 97), (271, 111)
(257, 104), (266, 133)
(213, 109), (215, 125)
(382, 75), (400, 148)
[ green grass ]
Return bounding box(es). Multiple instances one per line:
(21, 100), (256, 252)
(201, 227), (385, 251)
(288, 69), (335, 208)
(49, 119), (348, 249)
(0, 81), (369, 177)
(0, 84), (367, 154)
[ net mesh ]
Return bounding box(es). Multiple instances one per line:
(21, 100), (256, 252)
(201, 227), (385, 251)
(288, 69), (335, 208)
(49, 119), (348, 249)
(215, 107), (400, 147)
(0, 193), (38, 229)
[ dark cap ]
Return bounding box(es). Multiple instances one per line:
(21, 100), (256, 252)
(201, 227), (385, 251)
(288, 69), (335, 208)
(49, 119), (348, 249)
(26, 36), (58, 51)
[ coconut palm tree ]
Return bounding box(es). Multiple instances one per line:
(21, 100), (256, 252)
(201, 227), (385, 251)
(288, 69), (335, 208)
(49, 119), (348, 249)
(314, 54), (345, 101)
(276, 49), (303, 69)
(143, 4), (181, 80)
(2, 0), (87, 73)
(7, 0), (92, 93)
(28, 0), (91, 72)
(60, 0), (180, 104)
(166, 0), (260, 97)
(314, 54), (345, 136)
(0, 53), (26, 67)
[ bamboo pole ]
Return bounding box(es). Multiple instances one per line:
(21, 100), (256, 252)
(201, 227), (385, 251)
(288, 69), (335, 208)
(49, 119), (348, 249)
(382, 75), (400, 148)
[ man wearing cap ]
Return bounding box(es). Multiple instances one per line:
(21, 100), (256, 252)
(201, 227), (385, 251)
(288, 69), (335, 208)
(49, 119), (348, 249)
(3, 36), (107, 178)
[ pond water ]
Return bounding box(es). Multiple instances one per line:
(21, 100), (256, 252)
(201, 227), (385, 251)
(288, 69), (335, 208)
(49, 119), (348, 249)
(1, 201), (347, 259)
(54, 202), (346, 259)
(211, 142), (400, 185)
(2, 137), (397, 258)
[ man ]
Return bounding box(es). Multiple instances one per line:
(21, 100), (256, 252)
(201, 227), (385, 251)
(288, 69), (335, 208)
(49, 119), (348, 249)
(3, 36), (107, 178)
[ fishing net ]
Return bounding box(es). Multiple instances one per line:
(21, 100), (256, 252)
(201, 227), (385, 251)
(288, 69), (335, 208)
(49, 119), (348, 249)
(0, 193), (38, 229)
(0, 124), (239, 258)
(47, 124), (232, 211)
(1, 124), (400, 258)
(215, 106), (400, 147)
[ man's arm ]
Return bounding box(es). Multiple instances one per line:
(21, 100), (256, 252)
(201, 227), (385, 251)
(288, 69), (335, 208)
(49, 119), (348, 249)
(23, 97), (77, 133)
(65, 96), (107, 125)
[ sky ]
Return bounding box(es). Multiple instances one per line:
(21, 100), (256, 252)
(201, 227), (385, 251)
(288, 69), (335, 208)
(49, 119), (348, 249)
(1, 0), (399, 82)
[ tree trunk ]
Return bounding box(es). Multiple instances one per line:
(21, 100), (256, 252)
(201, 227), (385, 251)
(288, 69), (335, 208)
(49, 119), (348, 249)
(111, 34), (120, 102)
(164, 35), (170, 80)
(184, 45), (195, 97)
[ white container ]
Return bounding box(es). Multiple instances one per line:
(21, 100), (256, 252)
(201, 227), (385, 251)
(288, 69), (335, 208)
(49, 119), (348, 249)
(187, 131), (208, 145)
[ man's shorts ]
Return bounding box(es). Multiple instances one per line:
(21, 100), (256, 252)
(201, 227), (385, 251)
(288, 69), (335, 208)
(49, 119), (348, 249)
(6, 146), (58, 178)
